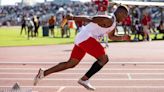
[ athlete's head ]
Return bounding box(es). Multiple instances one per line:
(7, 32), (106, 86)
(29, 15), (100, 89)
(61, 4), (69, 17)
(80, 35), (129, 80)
(114, 5), (129, 23)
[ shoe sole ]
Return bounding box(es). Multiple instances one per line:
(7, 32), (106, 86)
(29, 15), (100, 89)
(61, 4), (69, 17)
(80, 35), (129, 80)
(78, 81), (95, 91)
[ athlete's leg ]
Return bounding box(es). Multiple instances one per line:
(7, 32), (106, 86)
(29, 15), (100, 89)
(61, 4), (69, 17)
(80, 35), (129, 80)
(78, 37), (109, 90)
(78, 54), (108, 90)
(44, 44), (86, 76)
(44, 58), (80, 76)
(81, 54), (108, 81)
(34, 45), (86, 86)
(33, 58), (81, 86)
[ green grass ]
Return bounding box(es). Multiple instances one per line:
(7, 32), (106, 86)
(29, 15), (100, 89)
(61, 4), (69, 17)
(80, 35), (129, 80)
(0, 26), (163, 47)
(130, 32), (164, 41)
(0, 26), (76, 47)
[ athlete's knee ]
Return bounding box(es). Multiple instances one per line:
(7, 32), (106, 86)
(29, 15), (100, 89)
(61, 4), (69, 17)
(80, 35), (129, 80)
(97, 55), (109, 66)
(67, 58), (80, 68)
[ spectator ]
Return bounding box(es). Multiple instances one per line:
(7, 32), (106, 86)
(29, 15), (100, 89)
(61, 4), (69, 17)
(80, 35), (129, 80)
(67, 17), (77, 37)
(133, 20), (144, 41)
(61, 15), (70, 38)
(26, 18), (35, 40)
(157, 21), (164, 39)
(33, 16), (40, 37)
(123, 15), (131, 35)
(141, 12), (151, 41)
(20, 15), (27, 35)
(48, 15), (56, 38)
(94, 0), (109, 15)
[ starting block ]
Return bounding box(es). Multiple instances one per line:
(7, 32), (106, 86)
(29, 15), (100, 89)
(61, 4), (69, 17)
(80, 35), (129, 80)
(0, 82), (32, 92)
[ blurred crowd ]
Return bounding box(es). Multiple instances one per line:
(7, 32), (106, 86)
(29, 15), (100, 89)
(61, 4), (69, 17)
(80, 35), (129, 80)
(0, 1), (163, 41)
(0, 2), (97, 26)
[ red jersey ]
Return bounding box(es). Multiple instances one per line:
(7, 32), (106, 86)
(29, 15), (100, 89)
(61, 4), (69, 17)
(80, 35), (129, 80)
(142, 15), (151, 26)
(94, 0), (109, 12)
(123, 15), (131, 26)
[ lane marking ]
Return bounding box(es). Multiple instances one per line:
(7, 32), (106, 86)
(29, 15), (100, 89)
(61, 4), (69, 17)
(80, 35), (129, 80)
(1, 86), (164, 88)
(1, 72), (164, 75)
(127, 73), (132, 80)
(1, 68), (164, 71)
(56, 87), (65, 92)
(0, 78), (127, 80)
(1, 78), (164, 80)
(0, 73), (125, 75)
(1, 62), (164, 65)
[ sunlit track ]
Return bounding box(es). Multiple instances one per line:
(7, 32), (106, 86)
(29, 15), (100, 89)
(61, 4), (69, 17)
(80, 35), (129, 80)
(2, 72), (164, 75)
(2, 68), (164, 70)
(2, 78), (164, 80)
(1, 41), (164, 92)
(2, 86), (164, 88)
(1, 62), (164, 65)
(1, 86), (164, 92)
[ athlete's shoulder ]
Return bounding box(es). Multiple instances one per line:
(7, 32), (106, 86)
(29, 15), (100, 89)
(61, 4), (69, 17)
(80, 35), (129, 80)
(92, 15), (111, 19)
(91, 14), (115, 28)
(92, 13), (116, 22)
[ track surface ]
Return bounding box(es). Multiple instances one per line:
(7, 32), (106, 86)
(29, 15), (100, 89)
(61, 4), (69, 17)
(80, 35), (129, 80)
(0, 41), (164, 92)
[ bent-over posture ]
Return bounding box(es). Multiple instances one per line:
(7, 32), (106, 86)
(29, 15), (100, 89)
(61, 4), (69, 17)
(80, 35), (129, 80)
(34, 6), (130, 90)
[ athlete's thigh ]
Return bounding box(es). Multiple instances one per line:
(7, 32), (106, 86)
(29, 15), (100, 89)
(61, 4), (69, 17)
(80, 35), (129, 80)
(70, 45), (86, 62)
(79, 37), (105, 59)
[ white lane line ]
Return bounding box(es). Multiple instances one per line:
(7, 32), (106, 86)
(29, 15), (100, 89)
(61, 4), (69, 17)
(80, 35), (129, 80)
(0, 78), (126, 80)
(1, 86), (164, 88)
(1, 68), (164, 71)
(127, 73), (132, 80)
(1, 78), (164, 80)
(1, 62), (164, 65)
(0, 73), (124, 75)
(0, 62), (92, 64)
(56, 87), (65, 92)
(1, 73), (164, 75)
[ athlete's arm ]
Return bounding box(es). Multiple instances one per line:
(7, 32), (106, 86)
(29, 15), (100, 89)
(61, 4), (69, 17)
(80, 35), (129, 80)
(108, 29), (131, 41)
(66, 15), (112, 28)
(91, 17), (112, 28)
(66, 15), (92, 23)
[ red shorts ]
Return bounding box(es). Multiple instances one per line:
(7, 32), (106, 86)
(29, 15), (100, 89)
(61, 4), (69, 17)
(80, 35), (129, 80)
(70, 37), (105, 61)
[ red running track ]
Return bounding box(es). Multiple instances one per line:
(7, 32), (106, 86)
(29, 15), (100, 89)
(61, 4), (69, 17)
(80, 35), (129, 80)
(0, 41), (164, 92)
